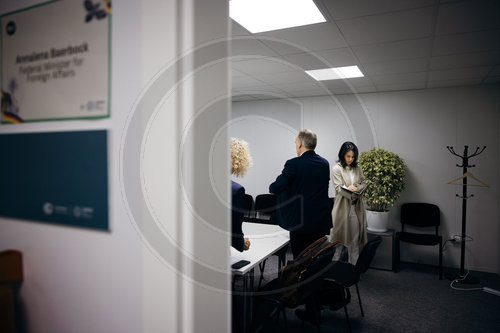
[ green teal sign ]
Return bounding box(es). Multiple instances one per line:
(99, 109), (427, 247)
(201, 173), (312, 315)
(0, 130), (108, 230)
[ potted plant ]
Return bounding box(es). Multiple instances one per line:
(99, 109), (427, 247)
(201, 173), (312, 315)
(358, 148), (407, 232)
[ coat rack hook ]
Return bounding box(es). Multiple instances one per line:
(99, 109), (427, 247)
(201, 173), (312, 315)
(447, 146), (460, 157)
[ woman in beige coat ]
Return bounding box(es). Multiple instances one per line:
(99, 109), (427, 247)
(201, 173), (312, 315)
(330, 142), (368, 264)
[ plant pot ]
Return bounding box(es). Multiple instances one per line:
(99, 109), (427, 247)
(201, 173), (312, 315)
(366, 210), (389, 233)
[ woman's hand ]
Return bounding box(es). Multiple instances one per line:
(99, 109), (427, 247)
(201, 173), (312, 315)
(244, 237), (251, 251)
(347, 185), (357, 191)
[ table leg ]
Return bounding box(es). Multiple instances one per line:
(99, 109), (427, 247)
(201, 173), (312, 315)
(241, 268), (255, 333)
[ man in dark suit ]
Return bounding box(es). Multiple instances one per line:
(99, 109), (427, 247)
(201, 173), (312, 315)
(269, 129), (332, 258)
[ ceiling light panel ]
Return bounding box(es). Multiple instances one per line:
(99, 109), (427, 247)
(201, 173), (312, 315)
(305, 66), (364, 81)
(230, 0), (326, 34)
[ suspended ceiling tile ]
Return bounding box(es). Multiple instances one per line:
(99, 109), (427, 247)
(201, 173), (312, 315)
(323, 0), (435, 20)
(432, 30), (500, 56)
(232, 57), (296, 75)
(427, 78), (482, 88)
(337, 7), (434, 46)
(241, 85), (292, 97)
(427, 66), (492, 81)
(328, 85), (378, 95)
(257, 23), (347, 54)
(281, 49), (358, 71)
(371, 71), (427, 85)
(271, 81), (326, 94)
(281, 52), (331, 71)
(316, 48), (359, 68)
(231, 37), (279, 58)
(362, 58), (429, 75)
(352, 38), (432, 63)
(322, 80), (350, 90)
(254, 38), (308, 56)
(375, 82), (426, 91)
(232, 75), (266, 88)
(249, 93), (289, 100)
(328, 87), (357, 95)
(351, 85), (378, 94)
(343, 77), (375, 87)
(435, 0), (500, 35)
(291, 90), (330, 98)
(429, 51), (500, 70)
(254, 71), (315, 86)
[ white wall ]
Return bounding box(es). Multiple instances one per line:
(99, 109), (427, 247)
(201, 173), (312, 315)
(0, 0), (231, 332)
(232, 85), (500, 274)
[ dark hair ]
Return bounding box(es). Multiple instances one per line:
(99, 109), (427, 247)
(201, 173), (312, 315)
(338, 141), (359, 168)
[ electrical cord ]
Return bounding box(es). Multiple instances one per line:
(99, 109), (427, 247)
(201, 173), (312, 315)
(449, 270), (483, 291)
(445, 235), (500, 295)
(450, 234), (474, 242)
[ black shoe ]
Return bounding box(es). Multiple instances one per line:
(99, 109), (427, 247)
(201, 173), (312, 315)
(295, 308), (320, 324)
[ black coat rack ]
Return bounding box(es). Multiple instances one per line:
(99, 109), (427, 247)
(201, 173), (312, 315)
(446, 145), (486, 284)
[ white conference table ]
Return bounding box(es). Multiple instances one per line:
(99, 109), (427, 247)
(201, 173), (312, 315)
(231, 222), (289, 275)
(230, 222), (290, 333)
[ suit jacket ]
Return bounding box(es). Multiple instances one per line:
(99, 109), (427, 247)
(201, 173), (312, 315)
(330, 162), (368, 246)
(231, 180), (245, 252)
(269, 150), (332, 233)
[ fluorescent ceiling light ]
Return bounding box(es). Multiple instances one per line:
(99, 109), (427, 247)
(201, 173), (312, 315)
(305, 66), (364, 81)
(230, 0), (326, 34)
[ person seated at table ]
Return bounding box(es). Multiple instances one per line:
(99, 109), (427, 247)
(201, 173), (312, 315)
(231, 138), (252, 252)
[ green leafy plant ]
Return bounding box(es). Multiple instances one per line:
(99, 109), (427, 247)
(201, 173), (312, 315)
(358, 148), (407, 212)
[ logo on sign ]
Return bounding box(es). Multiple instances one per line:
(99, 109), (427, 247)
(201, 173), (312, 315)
(43, 202), (54, 215)
(6, 21), (16, 36)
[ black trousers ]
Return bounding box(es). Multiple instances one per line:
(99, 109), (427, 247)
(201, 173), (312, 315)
(290, 229), (329, 258)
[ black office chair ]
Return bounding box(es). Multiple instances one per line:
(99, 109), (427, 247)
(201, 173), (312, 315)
(0, 250), (23, 333)
(323, 236), (382, 332)
(254, 194), (278, 224)
(395, 203), (443, 279)
(242, 193), (254, 220)
(252, 241), (336, 332)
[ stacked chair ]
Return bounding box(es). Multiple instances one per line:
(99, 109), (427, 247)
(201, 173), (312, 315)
(0, 250), (23, 333)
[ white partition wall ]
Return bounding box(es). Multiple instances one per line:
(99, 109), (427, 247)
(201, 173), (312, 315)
(0, 1), (231, 332)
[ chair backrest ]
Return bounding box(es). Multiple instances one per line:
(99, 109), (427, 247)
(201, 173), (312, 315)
(401, 203), (440, 230)
(242, 194), (254, 216)
(254, 194), (277, 214)
(354, 236), (382, 276)
(302, 244), (336, 282)
(295, 243), (336, 304)
(280, 238), (336, 307)
(0, 250), (23, 284)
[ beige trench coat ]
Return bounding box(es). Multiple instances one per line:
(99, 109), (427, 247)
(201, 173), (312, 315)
(329, 162), (368, 247)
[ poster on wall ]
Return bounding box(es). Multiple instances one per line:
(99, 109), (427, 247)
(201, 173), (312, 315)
(0, 130), (109, 230)
(0, 0), (111, 123)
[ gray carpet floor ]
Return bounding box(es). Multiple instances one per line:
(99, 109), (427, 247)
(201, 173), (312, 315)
(233, 251), (500, 333)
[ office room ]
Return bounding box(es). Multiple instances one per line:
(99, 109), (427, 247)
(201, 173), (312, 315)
(228, 0), (500, 332)
(0, 0), (499, 333)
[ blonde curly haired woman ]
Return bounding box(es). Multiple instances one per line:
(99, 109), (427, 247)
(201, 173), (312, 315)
(231, 138), (253, 252)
